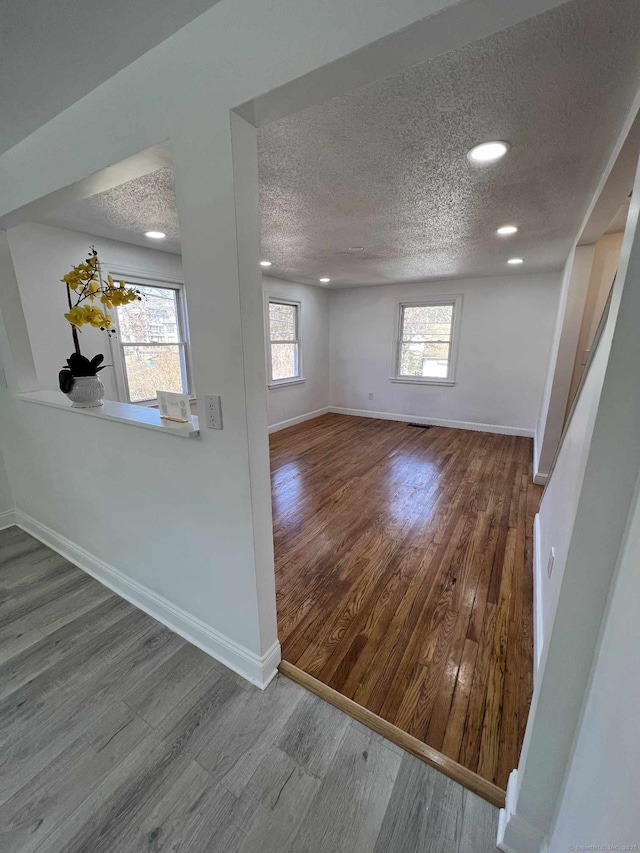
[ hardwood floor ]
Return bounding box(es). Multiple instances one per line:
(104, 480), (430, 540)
(271, 413), (541, 791)
(0, 526), (499, 852)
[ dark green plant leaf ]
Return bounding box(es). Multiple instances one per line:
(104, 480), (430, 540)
(58, 369), (75, 394)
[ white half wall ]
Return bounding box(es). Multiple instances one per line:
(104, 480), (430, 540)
(6, 222), (184, 401)
(499, 152), (640, 853)
(0, 128), (283, 688)
(546, 474), (640, 850)
(536, 293), (614, 665)
(263, 276), (330, 431)
(329, 273), (561, 435)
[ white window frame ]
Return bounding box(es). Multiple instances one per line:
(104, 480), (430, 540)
(105, 265), (194, 405)
(265, 296), (304, 388)
(390, 295), (462, 386)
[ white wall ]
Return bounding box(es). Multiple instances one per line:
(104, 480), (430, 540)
(499, 155), (640, 852)
(6, 222), (184, 401)
(263, 271), (559, 437)
(263, 276), (330, 430)
(8, 228), (331, 428)
(547, 474), (640, 850)
(329, 273), (561, 434)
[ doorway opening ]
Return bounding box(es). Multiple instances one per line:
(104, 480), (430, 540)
(250, 0), (640, 802)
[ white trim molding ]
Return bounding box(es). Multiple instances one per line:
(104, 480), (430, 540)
(18, 391), (200, 438)
(264, 293), (304, 388)
(268, 406), (331, 434)
(14, 510), (281, 689)
(533, 513), (544, 680)
(388, 377), (455, 387)
(331, 407), (535, 438)
(267, 377), (306, 389)
(0, 509), (16, 530)
(391, 294), (463, 385)
(103, 262), (184, 286)
(497, 770), (547, 853)
(103, 267), (193, 405)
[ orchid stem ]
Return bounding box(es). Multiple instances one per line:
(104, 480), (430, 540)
(66, 283), (82, 356)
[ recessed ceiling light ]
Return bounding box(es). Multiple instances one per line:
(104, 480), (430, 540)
(260, 260), (272, 267)
(508, 257), (524, 265)
(467, 141), (509, 163)
(319, 277), (331, 283)
(145, 230), (166, 239)
(348, 247), (364, 252)
(497, 225), (518, 236)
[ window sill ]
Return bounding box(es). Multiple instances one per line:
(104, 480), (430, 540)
(17, 390), (200, 438)
(268, 378), (306, 389)
(389, 377), (456, 387)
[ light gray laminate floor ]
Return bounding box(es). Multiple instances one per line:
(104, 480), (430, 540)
(0, 526), (499, 852)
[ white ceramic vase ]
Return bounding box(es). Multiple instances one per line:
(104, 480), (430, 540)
(66, 375), (105, 408)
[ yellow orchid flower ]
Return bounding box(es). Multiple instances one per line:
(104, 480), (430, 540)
(64, 306), (86, 327)
(61, 247), (120, 338)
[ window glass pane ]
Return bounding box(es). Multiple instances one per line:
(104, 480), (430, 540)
(123, 345), (187, 402)
(271, 342), (299, 381)
(117, 285), (181, 343)
(269, 302), (296, 341)
(399, 341), (450, 378)
(401, 304), (452, 342)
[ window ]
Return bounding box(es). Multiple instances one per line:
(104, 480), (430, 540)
(394, 297), (461, 384)
(111, 279), (192, 403)
(267, 299), (302, 385)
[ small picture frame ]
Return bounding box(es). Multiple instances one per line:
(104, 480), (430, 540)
(157, 390), (191, 423)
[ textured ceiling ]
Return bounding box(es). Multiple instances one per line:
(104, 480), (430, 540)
(258, 0), (640, 286)
(35, 0), (640, 286)
(0, 0), (222, 156)
(39, 168), (182, 255)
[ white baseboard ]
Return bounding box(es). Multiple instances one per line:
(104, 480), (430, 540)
(268, 406), (331, 434)
(0, 509), (16, 530)
(331, 407), (535, 438)
(497, 770), (547, 853)
(267, 405), (535, 439)
(533, 472), (548, 485)
(533, 513), (544, 681)
(14, 509), (281, 689)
